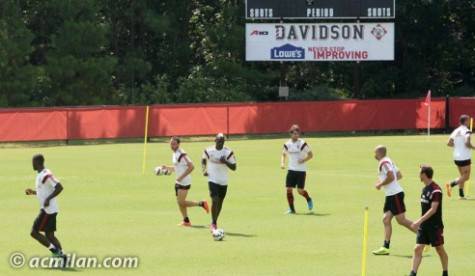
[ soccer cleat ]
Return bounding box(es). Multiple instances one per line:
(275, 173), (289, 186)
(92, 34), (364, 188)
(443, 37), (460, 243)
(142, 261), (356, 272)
(445, 183), (452, 197)
(307, 198), (314, 211)
(284, 209), (296, 215)
(210, 223), (217, 232)
(372, 247), (390, 255)
(178, 221), (192, 227)
(52, 251), (68, 268)
(202, 201), (210, 214)
(52, 251), (62, 257)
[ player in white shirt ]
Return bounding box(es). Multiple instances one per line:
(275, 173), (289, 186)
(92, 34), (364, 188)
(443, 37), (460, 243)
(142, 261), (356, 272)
(201, 133), (237, 231)
(372, 145), (416, 256)
(280, 124), (314, 214)
(160, 137), (209, 227)
(446, 114), (474, 199)
(25, 154), (66, 261)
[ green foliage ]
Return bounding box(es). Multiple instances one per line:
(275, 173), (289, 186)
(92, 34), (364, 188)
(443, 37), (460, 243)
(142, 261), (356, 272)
(0, 0), (473, 107)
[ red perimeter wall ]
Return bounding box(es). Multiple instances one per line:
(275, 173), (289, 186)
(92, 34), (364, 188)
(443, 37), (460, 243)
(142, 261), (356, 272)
(0, 97), (463, 142)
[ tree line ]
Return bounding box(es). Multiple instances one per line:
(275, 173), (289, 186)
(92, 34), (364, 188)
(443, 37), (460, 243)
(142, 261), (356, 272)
(0, 0), (473, 107)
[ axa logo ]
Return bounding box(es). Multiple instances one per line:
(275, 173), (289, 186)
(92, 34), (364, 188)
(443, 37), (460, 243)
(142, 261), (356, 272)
(250, 30), (269, 36)
(371, 24), (387, 40)
(271, 44), (305, 60)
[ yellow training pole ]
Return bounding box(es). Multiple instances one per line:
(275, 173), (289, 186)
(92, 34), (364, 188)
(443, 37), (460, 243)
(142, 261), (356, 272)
(361, 207), (369, 276)
(142, 106), (150, 175)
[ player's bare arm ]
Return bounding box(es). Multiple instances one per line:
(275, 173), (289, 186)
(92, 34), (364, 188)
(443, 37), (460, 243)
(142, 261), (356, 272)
(465, 135), (475, 150)
(375, 168), (395, 190)
(280, 150), (287, 169)
(219, 156), (236, 171)
(447, 138), (454, 147)
(396, 171), (402, 180)
(298, 151), (313, 164)
(25, 188), (36, 195)
(201, 158), (208, 176)
(411, 200), (440, 231)
(44, 183), (63, 207)
(177, 159), (194, 182)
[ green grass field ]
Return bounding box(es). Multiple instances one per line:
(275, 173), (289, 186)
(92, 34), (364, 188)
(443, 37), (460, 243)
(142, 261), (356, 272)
(1, 135), (475, 276)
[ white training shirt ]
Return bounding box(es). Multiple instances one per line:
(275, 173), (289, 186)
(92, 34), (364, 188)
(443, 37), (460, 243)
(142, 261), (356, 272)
(173, 148), (192, 186)
(202, 146), (236, 186)
(283, 138), (311, 172)
(450, 125), (472, 161)
(378, 157), (404, 196)
(35, 168), (60, 214)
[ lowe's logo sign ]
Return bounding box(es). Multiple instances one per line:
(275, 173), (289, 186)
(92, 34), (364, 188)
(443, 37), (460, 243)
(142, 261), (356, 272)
(271, 44), (305, 60)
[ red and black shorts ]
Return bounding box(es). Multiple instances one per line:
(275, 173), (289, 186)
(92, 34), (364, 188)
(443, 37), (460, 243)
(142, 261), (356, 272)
(286, 170), (306, 189)
(417, 227), (444, 247)
(32, 209), (57, 232)
(454, 159), (471, 167)
(175, 184), (191, 196)
(384, 192), (406, 215)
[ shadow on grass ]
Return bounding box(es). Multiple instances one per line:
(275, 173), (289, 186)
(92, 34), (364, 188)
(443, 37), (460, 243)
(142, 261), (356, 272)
(295, 212), (331, 216)
(225, 232), (257, 238)
(43, 267), (80, 272)
(391, 254), (431, 259)
(190, 225), (207, 229)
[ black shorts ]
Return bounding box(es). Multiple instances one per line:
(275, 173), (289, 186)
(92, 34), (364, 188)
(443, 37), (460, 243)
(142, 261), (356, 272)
(383, 192), (406, 215)
(286, 170), (306, 189)
(32, 209), (57, 232)
(417, 227), (444, 247)
(454, 159), (471, 167)
(209, 182), (228, 198)
(175, 184), (191, 196)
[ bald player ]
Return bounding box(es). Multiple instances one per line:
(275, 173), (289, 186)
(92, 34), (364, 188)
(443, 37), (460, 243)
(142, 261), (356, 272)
(202, 133), (237, 232)
(372, 145), (416, 256)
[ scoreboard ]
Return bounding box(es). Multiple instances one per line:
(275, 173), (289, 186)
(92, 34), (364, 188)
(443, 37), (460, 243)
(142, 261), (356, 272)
(246, 0), (395, 20)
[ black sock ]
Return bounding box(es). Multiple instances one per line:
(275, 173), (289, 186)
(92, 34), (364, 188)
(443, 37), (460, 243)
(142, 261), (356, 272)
(450, 180), (458, 187)
(459, 188), (465, 198)
(212, 219), (217, 225)
(199, 201), (204, 207)
(184, 217), (190, 223)
(384, 240), (390, 249)
(409, 271), (417, 276)
(442, 270), (448, 276)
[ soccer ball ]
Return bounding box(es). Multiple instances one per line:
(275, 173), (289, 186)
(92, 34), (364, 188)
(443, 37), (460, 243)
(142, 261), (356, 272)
(212, 228), (225, 241)
(154, 166), (171, 176)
